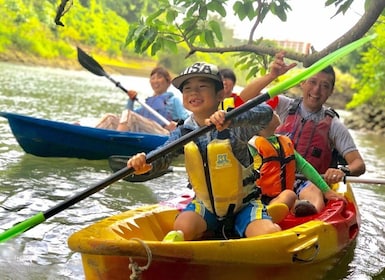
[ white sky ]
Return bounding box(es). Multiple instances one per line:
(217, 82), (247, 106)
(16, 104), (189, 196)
(225, 0), (365, 50)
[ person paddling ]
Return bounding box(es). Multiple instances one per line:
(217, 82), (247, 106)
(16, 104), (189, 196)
(96, 66), (189, 134)
(127, 62), (289, 241)
(240, 51), (366, 216)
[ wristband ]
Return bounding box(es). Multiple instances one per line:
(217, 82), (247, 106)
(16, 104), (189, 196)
(339, 166), (351, 176)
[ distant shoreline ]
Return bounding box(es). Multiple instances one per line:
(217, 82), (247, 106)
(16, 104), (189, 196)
(0, 51), (155, 77)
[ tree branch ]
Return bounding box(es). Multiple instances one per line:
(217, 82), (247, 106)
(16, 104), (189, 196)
(185, 0), (385, 66)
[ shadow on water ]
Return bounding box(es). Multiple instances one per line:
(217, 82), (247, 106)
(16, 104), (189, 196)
(322, 241), (356, 279)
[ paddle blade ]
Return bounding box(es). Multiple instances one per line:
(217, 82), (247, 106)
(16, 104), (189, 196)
(77, 47), (107, 77)
(0, 212), (45, 243)
(267, 34), (377, 98)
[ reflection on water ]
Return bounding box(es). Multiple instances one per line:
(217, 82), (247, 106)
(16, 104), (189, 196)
(0, 62), (384, 279)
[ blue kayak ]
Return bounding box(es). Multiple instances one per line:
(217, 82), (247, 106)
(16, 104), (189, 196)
(0, 112), (168, 160)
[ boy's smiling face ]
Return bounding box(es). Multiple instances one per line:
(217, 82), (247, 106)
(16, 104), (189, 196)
(181, 77), (224, 118)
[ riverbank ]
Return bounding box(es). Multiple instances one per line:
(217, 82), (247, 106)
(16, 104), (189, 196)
(344, 104), (385, 135)
(0, 50), (155, 77)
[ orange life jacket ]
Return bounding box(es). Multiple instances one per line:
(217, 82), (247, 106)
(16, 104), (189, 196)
(248, 135), (296, 197)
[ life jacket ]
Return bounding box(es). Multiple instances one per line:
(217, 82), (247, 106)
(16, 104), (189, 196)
(184, 136), (256, 218)
(219, 96), (236, 111)
(248, 135), (296, 197)
(276, 98), (337, 174)
(139, 93), (172, 124)
(219, 94), (244, 111)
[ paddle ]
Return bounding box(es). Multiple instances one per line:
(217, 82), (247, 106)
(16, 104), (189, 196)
(295, 174), (385, 185)
(0, 34), (375, 243)
(77, 47), (171, 126)
(109, 155), (187, 182)
(111, 159), (385, 185)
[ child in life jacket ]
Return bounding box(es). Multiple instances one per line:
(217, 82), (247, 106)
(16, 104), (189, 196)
(247, 111), (346, 215)
(127, 62), (289, 241)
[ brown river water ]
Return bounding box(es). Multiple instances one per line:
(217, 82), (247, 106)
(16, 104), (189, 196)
(0, 62), (384, 279)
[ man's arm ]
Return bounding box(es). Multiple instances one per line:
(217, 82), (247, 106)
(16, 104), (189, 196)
(343, 150), (366, 176)
(325, 119), (366, 184)
(239, 51), (297, 102)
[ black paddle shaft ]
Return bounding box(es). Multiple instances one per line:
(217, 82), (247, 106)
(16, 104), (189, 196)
(43, 92), (270, 219)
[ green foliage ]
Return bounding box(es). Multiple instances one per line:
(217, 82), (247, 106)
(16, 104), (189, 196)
(123, 0), (295, 79)
(347, 17), (385, 108)
(103, 0), (149, 23)
(325, 0), (355, 17)
(0, 0), (132, 61)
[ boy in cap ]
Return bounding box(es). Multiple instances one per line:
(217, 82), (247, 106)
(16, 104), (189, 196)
(127, 62), (288, 241)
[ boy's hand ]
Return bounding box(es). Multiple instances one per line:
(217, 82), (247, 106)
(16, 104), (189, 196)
(324, 189), (347, 204)
(127, 152), (152, 175)
(205, 110), (230, 131)
(164, 121), (177, 132)
(127, 90), (138, 100)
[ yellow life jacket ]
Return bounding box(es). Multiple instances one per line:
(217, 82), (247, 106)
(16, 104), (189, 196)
(184, 138), (256, 218)
(219, 96), (235, 111)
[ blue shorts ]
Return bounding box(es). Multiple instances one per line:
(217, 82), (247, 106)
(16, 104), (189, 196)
(183, 199), (271, 237)
(294, 179), (311, 196)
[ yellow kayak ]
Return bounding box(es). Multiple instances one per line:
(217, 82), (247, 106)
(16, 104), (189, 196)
(68, 182), (359, 280)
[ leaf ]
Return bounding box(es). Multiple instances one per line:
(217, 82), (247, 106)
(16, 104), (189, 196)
(233, 1), (247, 21)
(125, 24), (139, 46)
(166, 10), (178, 23)
(151, 40), (162, 56)
(144, 27), (158, 41)
(245, 2), (255, 21)
(325, 0), (336, 6)
(134, 24), (147, 38)
(134, 35), (144, 53)
(209, 20), (223, 41)
(145, 9), (165, 25)
(234, 56), (248, 67)
(204, 30), (216, 47)
(246, 65), (260, 80)
(207, 1), (227, 17)
(187, 3), (199, 17)
(163, 37), (178, 53)
(336, 0), (354, 15)
(199, 5), (208, 19)
(134, 27), (158, 53)
(181, 18), (200, 37)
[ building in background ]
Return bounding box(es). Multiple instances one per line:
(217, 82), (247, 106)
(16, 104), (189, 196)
(275, 40), (311, 55)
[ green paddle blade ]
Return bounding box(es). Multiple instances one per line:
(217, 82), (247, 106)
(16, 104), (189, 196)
(267, 34), (377, 98)
(0, 212), (45, 243)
